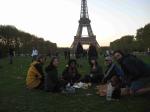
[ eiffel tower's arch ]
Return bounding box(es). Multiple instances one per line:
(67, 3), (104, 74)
(71, 0), (100, 50)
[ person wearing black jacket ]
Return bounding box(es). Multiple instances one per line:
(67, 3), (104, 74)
(62, 59), (81, 85)
(88, 58), (103, 83)
(45, 57), (65, 92)
(113, 50), (150, 95)
(81, 57), (103, 84)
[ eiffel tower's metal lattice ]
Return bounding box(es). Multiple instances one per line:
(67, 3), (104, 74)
(71, 0), (100, 49)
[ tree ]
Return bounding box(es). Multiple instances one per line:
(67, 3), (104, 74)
(135, 23), (150, 51)
(110, 35), (135, 53)
(0, 25), (57, 56)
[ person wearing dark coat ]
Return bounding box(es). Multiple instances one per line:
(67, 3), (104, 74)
(82, 58), (103, 84)
(62, 59), (81, 85)
(45, 57), (65, 92)
(113, 50), (150, 95)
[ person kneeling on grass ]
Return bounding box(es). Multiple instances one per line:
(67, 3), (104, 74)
(45, 57), (66, 92)
(26, 55), (45, 89)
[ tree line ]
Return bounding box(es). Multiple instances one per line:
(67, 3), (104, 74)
(110, 23), (150, 53)
(0, 25), (57, 57)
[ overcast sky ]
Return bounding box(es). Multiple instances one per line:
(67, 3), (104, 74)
(0, 0), (150, 47)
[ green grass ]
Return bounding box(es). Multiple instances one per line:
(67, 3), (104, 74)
(0, 55), (150, 112)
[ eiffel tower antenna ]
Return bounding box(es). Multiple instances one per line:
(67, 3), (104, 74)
(71, 0), (100, 49)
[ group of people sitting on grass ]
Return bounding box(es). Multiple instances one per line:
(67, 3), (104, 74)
(26, 50), (150, 100)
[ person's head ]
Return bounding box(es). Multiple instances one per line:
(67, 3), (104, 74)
(68, 59), (77, 68)
(50, 57), (59, 68)
(105, 56), (113, 66)
(113, 50), (124, 61)
(37, 55), (46, 64)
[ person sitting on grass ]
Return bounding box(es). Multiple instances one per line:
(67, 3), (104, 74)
(96, 56), (123, 99)
(113, 50), (150, 95)
(82, 57), (103, 84)
(26, 55), (45, 89)
(62, 59), (81, 85)
(102, 56), (124, 83)
(45, 57), (65, 92)
(103, 56), (125, 99)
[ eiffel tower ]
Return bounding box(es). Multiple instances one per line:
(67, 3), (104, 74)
(71, 0), (100, 50)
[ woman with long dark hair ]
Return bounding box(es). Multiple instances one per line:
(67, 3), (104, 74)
(62, 59), (81, 85)
(45, 57), (64, 92)
(82, 58), (103, 84)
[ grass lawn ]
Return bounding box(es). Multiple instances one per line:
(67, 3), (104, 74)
(0, 55), (150, 112)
